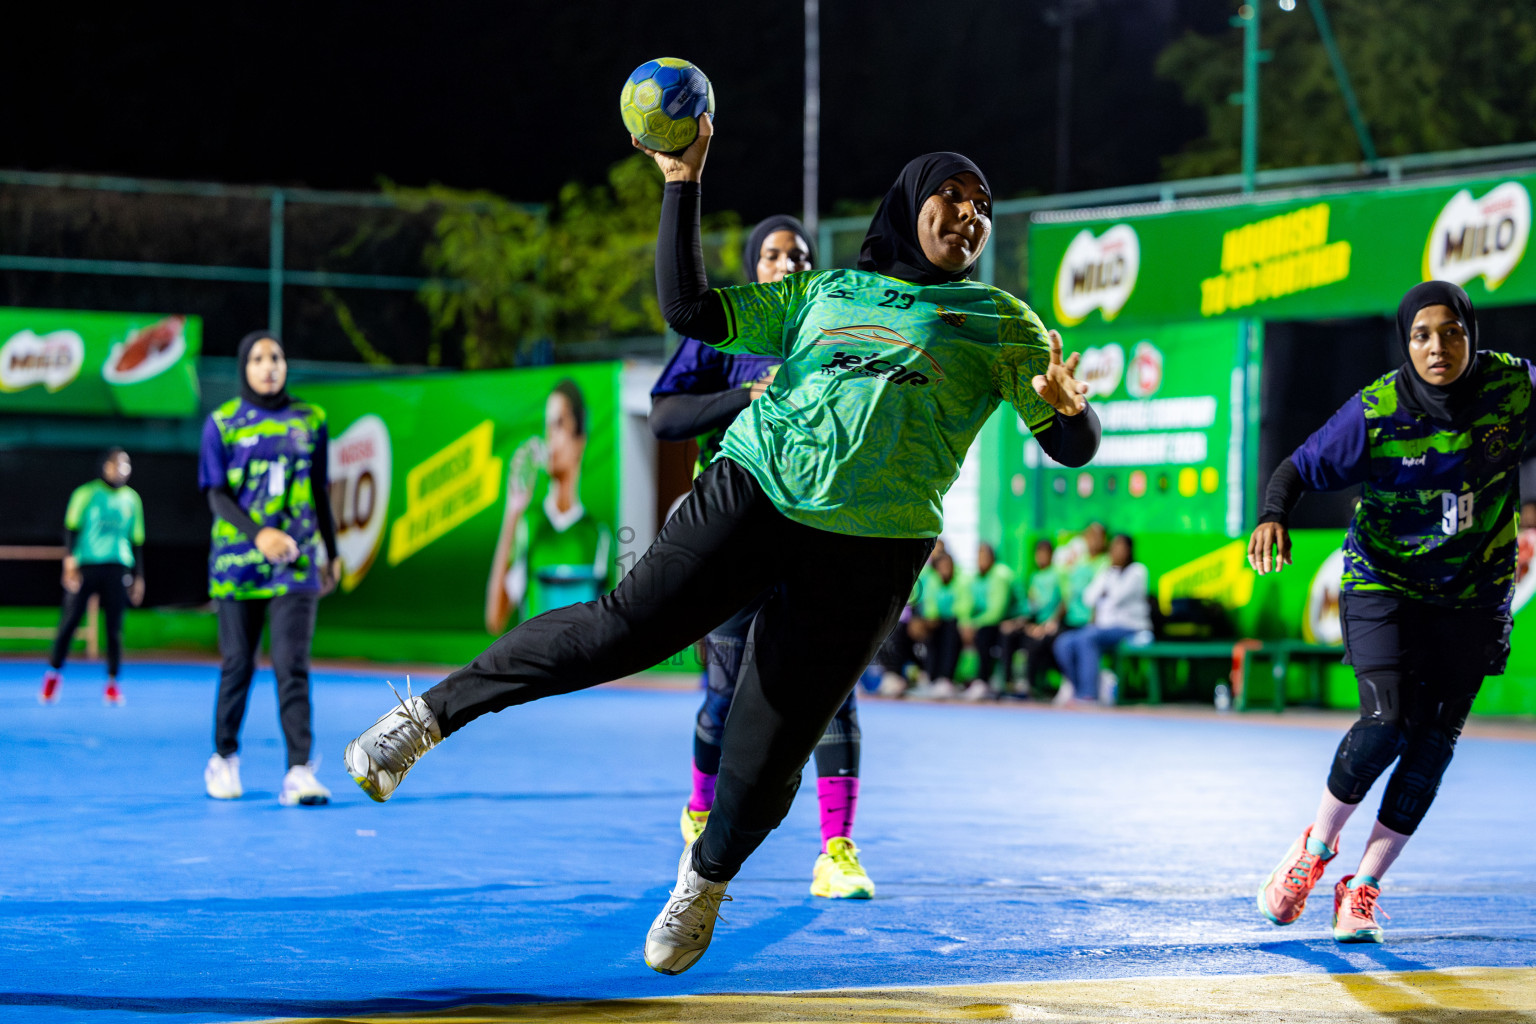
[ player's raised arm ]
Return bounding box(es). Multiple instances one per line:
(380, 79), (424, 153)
(638, 114), (731, 345)
(1020, 329), (1101, 469)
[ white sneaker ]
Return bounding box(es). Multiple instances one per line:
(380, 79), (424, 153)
(876, 671), (907, 697)
(1098, 669), (1119, 705)
(644, 847), (732, 975)
(929, 678), (959, 699)
(279, 762), (332, 806)
(205, 753), (242, 800)
(343, 683), (441, 803)
(962, 680), (992, 701)
(1051, 680), (1077, 706)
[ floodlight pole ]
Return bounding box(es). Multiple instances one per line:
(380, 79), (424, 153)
(1306, 0), (1377, 164)
(1230, 4), (1269, 193)
(803, 0), (820, 236)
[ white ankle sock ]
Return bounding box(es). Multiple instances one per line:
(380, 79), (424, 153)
(1311, 788), (1356, 849)
(1355, 819), (1411, 883)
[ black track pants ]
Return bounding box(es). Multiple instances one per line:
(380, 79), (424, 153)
(215, 593), (318, 767)
(50, 562), (130, 677)
(424, 457), (931, 880)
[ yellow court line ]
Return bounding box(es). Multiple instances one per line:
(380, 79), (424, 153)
(264, 966), (1536, 1023)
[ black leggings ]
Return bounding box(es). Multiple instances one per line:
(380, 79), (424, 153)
(50, 563), (130, 677)
(215, 593), (318, 768)
(1329, 591), (1508, 835)
(425, 458), (930, 881)
(696, 599), (860, 779)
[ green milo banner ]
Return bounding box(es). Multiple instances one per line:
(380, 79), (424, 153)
(0, 307), (202, 416)
(990, 319), (1255, 540)
(1030, 171), (1536, 328)
(303, 363), (621, 660)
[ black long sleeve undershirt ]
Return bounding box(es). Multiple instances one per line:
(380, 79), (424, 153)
(657, 181), (729, 342)
(312, 430), (339, 561)
(1035, 404), (1101, 468)
(649, 389), (752, 442)
(206, 487), (261, 542)
(1258, 457), (1306, 525)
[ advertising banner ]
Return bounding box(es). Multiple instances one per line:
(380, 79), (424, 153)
(0, 307), (202, 417)
(992, 319), (1252, 539)
(1029, 171), (1536, 328)
(304, 363), (623, 641)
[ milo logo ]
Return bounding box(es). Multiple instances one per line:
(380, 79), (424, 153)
(1423, 181), (1531, 291)
(0, 329), (84, 393)
(1053, 224), (1140, 327)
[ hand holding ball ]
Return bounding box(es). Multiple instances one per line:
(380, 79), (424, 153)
(621, 58), (714, 153)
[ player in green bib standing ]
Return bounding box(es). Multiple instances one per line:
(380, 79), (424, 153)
(199, 331), (340, 807)
(343, 114), (1101, 974)
(1252, 282), (1532, 943)
(40, 447), (145, 705)
(651, 214), (875, 899)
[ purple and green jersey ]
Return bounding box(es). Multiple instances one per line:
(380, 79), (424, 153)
(1292, 352), (1536, 610)
(650, 336), (778, 476)
(198, 398), (329, 600)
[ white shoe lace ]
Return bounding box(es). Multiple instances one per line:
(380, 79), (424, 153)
(372, 677), (436, 774)
(661, 886), (732, 942)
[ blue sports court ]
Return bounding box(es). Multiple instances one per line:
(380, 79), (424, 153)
(3, 661), (1532, 1023)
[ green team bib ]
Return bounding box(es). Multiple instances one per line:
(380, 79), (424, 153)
(715, 268), (1055, 538)
(65, 480), (144, 568)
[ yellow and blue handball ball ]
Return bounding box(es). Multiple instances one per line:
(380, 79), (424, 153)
(620, 58), (715, 153)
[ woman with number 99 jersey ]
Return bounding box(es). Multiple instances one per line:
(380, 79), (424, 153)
(1250, 281), (1535, 944)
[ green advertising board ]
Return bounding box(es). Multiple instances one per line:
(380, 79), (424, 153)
(1029, 170), (1536, 328)
(0, 307), (202, 416)
(303, 363), (622, 659)
(988, 319), (1258, 542)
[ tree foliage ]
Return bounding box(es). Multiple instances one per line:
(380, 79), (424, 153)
(393, 155), (740, 369)
(1156, 0), (1536, 179)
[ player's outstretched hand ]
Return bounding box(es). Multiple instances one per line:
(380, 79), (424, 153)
(1031, 330), (1089, 416)
(1248, 521), (1292, 575)
(632, 113), (712, 184)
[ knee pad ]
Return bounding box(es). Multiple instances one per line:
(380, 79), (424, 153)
(1327, 718), (1406, 804)
(1378, 724), (1457, 835)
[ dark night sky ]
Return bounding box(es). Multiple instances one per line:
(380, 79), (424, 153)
(4, 1), (1223, 219)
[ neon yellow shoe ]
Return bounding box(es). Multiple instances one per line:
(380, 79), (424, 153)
(680, 805), (709, 845)
(810, 836), (875, 899)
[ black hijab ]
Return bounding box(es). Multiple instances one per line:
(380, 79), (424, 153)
(99, 446), (127, 488)
(1394, 281), (1480, 425)
(743, 214), (817, 284)
(237, 330), (292, 412)
(856, 152), (991, 285)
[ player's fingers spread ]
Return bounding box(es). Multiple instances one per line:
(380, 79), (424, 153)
(1047, 330), (1063, 361)
(1064, 350), (1082, 373)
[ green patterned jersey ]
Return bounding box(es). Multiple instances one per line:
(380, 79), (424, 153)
(198, 398), (329, 599)
(64, 480), (144, 568)
(714, 268), (1056, 538)
(1063, 554), (1109, 628)
(1291, 352), (1536, 609)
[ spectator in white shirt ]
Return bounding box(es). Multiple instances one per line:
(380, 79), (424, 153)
(1052, 534), (1152, 702)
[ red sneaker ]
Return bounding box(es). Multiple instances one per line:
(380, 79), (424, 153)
(1332, 875), (1387, 943)
(103, 681), (124, 706)
(1258, 825), (1336, 925)
(39, 671), (61, 705)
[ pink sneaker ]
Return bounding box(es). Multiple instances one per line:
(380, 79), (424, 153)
(39, 671), (60, 705)
(103, 681), (124, 706)
(1257, 825), (1336, 925)
(1332, 875), (1386, 943)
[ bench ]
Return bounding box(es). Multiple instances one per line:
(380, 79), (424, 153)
(1233, 639), (1344, 712)
(1111, 638), (1344, 710)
